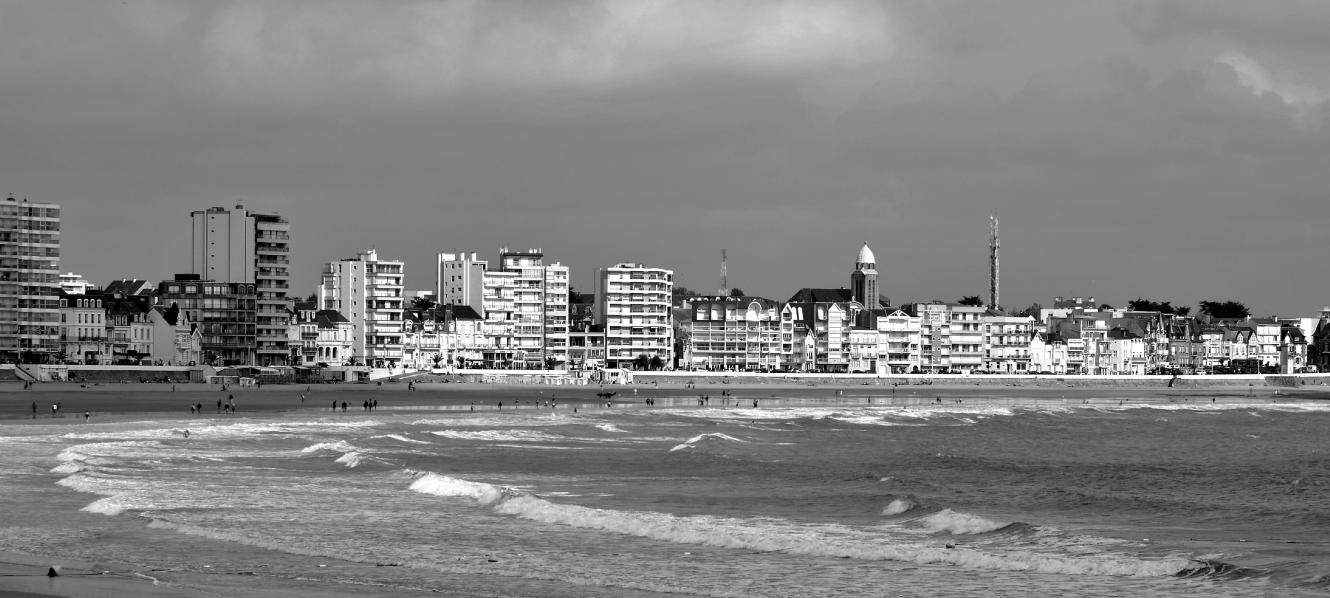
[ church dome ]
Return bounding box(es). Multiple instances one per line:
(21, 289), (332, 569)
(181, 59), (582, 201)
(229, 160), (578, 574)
(856, 243), (875, 265)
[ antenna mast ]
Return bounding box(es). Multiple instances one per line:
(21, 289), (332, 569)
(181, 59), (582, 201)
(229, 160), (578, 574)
(719, 249), (728, 296)
(989, 211), (1000, 311)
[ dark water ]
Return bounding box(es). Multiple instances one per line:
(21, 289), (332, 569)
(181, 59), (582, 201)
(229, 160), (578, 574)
(1, 397), (1328, 597)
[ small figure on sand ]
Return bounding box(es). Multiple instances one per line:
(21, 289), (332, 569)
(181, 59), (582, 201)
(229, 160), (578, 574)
(341, 401), (347, 412)
(84, 410), (90, 422)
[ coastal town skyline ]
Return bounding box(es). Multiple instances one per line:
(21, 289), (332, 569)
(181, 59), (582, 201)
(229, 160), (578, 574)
(3, 1), (1329, 316)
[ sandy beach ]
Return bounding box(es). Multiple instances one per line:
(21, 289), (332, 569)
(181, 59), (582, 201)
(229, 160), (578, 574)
(3, 380), (1328, 597)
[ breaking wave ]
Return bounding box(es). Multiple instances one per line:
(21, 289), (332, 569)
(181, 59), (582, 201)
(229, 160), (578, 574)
(670, 433), (747, 452)
(334, 451), (364, 468)
(300, 441), (358, 454)
(409, 473), (1190, 577)
(918, 509), (1010, 535)
(882, 498), (917, 516)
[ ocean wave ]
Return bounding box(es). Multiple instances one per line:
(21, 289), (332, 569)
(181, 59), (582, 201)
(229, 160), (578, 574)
(917, 509), (1010, 535)
(371, 434), (429, 444)
(408, 472), (510, 504)
(881, 498), (917, 516)
(300, 441), (358, 454)
(334, 451), (364, 468)
(411, 472), (1188, 577)
(431, 430), (565, 442)
(50, 462), (84, 474)
(669, 433), (747, 452)
(595, 424), (628, 433)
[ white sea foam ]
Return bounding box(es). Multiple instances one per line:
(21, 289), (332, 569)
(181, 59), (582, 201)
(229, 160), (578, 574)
(669, 433), (747, 452)
(300, 441), (358, 454)
(335, 451), (364, 468)
(881, 498), (916, 516)
(595, 424), (628, 433)
(372, 434), (429, 444)
(81, 496), (136, 516)
(408, 473), (508, 504)
(431, 430), (565, 442)
(918, 509), (1009, 535)
(50, 462), (84, 474)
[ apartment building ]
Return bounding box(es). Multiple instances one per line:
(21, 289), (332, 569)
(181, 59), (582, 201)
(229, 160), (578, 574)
(190, 205), (291, 365)
(437, 251), (518, 367)
(983, 311), (1034, 373)
(783, 290), (855, 372)
(319, 249), (405, 369)
(685, 296), (781, 371)
(156, 275), (256, 366)
(498, 248), (569, 367)
(59, 272), (93, 295)
(0, 197), (61, 363)
(58, 292), (107, 364)
(876, 308), (921, 374)
(595, 263), (673, 369)
(147, 304), (201, 366)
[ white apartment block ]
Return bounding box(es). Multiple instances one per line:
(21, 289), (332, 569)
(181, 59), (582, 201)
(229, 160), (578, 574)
(499, 248), (569, 367)
(685, 297), (781, 371)
(59, 272), (93, 295)
(877, 309), (921, 374)
(437, 251), (517, 366)
(595, 263), (673, 368)
(319, 249), (405, 369)
(983, 313), (1034, 373)
(190, 204), (291, 365)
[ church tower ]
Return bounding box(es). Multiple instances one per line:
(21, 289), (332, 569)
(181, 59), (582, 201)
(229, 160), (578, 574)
(851, 243), (878, 308)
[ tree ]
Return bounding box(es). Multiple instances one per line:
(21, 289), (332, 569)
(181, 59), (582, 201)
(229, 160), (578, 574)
(632, 353), (651, 370)
(672, 287), (701, 299)
(1175, 306), (1191, 317)
(729, 288), (745, 297)
(1198, 301), (1250, 320)
(431, 354), (443, 368)
(410, 296), (437, 311)
(1126, 298), (1178, 314)
(1018, 303), (1043, 319)
(568, 287), (587, 304)
(1099, 304), (1115, 310)
(958, 296), (985, 307)
(649, 355), (665, 370)
(304, 293), (317, 303)
(544, 356), (557, 370)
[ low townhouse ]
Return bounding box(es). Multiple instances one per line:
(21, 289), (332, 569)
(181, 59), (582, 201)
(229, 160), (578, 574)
(58, 291), (109, 364)
(1029, 331), (1070, 374)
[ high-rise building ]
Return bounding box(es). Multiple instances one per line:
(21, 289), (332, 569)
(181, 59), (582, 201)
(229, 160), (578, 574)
(190, 205), (291, 365)
(595, 263), (673, 368)
(319, 249), (405, 369)
(498, 248), (569, 367)
(0, 197), (61, 363)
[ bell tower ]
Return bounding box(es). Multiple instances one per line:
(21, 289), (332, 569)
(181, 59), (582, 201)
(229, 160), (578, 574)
(851, 242), (878, 307)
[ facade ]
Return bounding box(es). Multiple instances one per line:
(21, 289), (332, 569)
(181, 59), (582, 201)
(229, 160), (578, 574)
(902, 302), (988, 374)
(595, 263), (673, 368)
(1029, 331), (1070, 374)
(0, 197), (61, 362)
(982, 312), (1034, 373)
(190, 205), (291, 365)
(156, 275), (256, 366)
(319, 249), (405, 368)
(498, 248), (569, 366)
(876, 308), (921, 374)
(567, 322), (606, 369)
(685, 296), (781, 371)
(104, 294), (153, 364)
(783, 290), (856, 372)
(58, 292), (108, 364)
(437, 252), (517, 367)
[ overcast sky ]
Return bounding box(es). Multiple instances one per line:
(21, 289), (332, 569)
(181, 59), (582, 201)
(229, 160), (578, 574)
(3, 1), (1328, 315)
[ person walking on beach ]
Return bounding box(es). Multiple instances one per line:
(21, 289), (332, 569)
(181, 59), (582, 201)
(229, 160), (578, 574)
(301, 394), (306, 403)
(84, 410), (89, 423)
(217, 399), (222, 414)
(373, 399), (378, 410)
(341, 401), (347, 412)
(31, 401), (36, 419)
(498, 401), (502, 410)
(332, 400), (337, 411)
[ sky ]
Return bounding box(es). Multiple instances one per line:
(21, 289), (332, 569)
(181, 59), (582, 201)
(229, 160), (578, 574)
(2, 0), (1329, 316)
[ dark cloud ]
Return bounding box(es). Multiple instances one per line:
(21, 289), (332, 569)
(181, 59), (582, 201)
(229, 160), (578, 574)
(1, 0), (1327, 315)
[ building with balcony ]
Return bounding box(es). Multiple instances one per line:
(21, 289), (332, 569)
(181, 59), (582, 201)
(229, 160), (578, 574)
(58, 291), (108, 364)
(685, 296), (781, 371)
(499, 248), (569, 367)
(190, 204), (291, 365)
(783, 289), (856, 372)
(156, 274), (256, 366)
(0, 197), (61, 362)
(437, 251), (518, 367)
(873, 308), (921, 374)
(148, 304), (201, 366)
(320, 249), (404, 369)
(982, 311), (1034, 373)
(595, 263), (673, 369)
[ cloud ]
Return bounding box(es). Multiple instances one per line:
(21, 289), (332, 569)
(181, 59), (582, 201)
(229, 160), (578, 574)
(1215, 50), (1330, 129)
(194, 0), (908, 105)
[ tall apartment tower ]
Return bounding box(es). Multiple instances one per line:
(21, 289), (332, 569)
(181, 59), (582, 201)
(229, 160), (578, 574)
(190, 205), (290, 365)
(595, 263), (673, 369)
(851, 243), (878, 308)
(0, 197), (61, 362)
(437, 249), (569, 367)
(319, 249), (404, 369)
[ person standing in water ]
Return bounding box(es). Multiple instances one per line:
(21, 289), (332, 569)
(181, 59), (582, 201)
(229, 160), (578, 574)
(84, 410), (90, 423)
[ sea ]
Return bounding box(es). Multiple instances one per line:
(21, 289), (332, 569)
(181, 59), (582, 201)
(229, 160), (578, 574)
(2, 395), (1328, 597)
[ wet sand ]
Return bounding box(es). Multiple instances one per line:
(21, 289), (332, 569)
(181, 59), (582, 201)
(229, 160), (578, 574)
(3, 379), (1325, 422)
